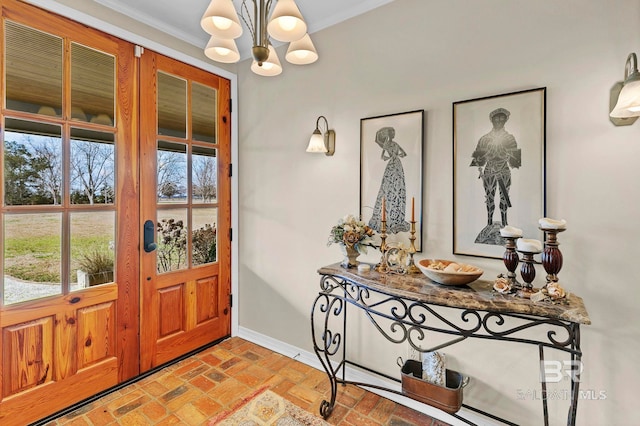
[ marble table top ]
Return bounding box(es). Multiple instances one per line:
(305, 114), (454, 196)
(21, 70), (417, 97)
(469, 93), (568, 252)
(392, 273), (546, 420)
(317, 263), (591, 325)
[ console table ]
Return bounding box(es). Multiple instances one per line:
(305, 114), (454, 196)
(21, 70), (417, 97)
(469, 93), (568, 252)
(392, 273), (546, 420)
(310, 263), (590, 426)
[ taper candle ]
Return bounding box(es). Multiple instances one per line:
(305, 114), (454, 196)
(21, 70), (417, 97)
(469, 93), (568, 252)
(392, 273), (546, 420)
(411, 197), (415, 222)
(382, 197), (386, 221)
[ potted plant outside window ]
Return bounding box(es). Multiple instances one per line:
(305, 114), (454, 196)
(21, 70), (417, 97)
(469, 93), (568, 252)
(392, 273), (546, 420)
(76, 249), (114, 287)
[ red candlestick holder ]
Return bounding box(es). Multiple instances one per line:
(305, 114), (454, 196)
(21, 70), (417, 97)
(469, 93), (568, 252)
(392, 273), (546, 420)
(517, 250), (538, 298)
(502, 236), (521, 287)
(540, 227), (565, 284)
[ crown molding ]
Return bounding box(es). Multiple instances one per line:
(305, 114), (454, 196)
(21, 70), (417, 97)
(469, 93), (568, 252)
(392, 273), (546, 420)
(93, 0), (206, 48)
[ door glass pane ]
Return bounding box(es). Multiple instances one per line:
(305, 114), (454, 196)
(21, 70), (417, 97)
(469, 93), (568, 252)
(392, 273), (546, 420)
(192, 207), (217, 266)
(158, 72), (187, 138)
(70, 128), (115, 205)
(70, 212), (115, 290)
(157, 210), (188, 273)
(192, 82), (216, 143)
(4, 21), (63, 116)
(192, 146), (217, 204)
(157, 141), (187, 204)
(71, 43), (115, 126)
(4, 118), (62, 206)
(3, 213), (62, 304)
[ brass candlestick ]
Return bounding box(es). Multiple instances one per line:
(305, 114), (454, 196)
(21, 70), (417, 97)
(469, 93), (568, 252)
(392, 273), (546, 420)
(376, 218), (389, 273)
(406, 220), (420, 274)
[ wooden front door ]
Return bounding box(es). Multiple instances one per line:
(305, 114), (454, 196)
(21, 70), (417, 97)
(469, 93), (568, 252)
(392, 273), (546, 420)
(139, 51), (231, 371)
(0, 1), (232, 423)
(0, 1), (138, 424)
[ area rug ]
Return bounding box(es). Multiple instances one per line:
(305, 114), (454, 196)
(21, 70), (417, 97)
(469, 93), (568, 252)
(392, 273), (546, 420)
(208, 387), (329, 425)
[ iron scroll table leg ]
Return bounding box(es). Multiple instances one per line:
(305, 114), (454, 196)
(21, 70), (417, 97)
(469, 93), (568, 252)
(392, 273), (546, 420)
(311, 288), (347, 420)
(568, 324), (581, 426)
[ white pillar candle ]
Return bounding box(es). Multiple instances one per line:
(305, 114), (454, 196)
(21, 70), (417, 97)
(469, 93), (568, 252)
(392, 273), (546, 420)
(517, 238), (543, 253)
(538, 217), (567, 229)
(500, 225), (523, 238)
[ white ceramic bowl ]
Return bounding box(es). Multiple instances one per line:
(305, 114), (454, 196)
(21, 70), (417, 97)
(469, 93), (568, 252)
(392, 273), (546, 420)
(417, 259), (483, 286)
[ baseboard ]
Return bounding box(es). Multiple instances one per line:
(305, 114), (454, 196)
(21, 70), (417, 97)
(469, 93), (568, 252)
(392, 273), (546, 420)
(237, 326), (498, 426)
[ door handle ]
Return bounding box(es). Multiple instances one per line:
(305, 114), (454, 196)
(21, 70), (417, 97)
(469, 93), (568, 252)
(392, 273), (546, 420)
(144, 220), (157, 253)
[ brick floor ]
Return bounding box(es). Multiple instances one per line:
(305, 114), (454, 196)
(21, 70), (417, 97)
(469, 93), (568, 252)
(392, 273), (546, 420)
(44, 337), (448, 426)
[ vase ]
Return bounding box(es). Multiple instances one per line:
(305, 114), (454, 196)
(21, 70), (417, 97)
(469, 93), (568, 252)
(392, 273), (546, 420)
(340, 245), (360, 268)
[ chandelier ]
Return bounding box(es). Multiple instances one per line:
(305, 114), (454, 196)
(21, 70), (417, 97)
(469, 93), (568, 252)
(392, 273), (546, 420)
(200, 0), (318, 76)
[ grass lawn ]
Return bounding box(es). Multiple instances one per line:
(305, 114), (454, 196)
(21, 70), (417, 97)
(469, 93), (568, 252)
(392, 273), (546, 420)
(4, 212), (114, 282)
(3, 208), (217, 282)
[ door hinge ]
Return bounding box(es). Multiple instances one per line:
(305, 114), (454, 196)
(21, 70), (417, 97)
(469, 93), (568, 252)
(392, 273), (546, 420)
(229, 228), (232, 241)
(228, 163), (232, 177)
(229, 294), (233, 308)
(229, 98), (232, 113)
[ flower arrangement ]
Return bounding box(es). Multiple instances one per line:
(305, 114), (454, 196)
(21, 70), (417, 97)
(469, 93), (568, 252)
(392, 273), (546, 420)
(327, 214), (375, 254)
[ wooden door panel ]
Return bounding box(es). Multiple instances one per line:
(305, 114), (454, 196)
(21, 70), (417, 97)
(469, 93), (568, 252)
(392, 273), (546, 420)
(0, 289), (118, 424)
(0, 358), (118, 426)
(54, 311), (78, 380)
(159, 285), (185, 337)
(139, 51), (231, 372)
(148, 275), (228, 366)
(196, 276), (219, 324)
(2, 317), (54, 396)
(77, 302), (116, 368)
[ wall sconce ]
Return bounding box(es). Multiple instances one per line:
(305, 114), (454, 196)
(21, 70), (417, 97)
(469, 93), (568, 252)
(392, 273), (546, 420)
(306, 115), (335, 156)
(610, 52), (640, 126)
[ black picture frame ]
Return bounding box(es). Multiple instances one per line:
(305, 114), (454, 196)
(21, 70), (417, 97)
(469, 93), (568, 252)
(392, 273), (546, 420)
(453, 88), (546, 259)
(360, 109), (424, 252)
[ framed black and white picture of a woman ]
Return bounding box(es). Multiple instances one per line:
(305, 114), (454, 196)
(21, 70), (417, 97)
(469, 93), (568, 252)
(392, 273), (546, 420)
(360, 109), (424, 252)
(453, 88), (546, 259)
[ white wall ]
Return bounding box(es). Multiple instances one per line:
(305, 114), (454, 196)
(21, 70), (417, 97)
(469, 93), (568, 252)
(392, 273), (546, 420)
(237, 0), (640, 425)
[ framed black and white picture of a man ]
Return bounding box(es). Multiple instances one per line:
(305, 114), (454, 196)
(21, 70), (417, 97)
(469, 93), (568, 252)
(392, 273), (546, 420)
(453, 88), (546, 259)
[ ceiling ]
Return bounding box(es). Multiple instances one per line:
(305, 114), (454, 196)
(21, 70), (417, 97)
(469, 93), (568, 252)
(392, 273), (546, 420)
(93, 0), (394, 60)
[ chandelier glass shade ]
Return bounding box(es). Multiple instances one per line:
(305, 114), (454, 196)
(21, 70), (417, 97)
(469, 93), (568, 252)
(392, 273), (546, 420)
(201, 0), (318, 76)
(204, 36), (241, 63)
(250, 44), (282, 76)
